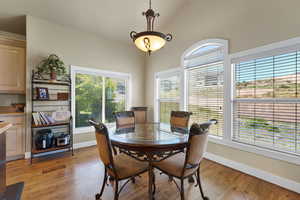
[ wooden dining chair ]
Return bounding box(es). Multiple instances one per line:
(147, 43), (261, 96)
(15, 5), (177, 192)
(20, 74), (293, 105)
(153, 119), (217, 200)
(170, 111), (192, 134)
(88, 120), (148, 200)
(114, 111), (135, 129)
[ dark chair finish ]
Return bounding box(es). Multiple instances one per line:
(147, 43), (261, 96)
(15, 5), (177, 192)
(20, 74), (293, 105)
(153, 119), (217, 200)
(170, 111), (192, 134)
(131, 107), (147, 124)
(114, 111), (135, 129)
(89, 120), (148, 200)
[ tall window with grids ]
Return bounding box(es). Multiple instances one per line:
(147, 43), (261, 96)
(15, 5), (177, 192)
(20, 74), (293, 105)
(73, 69), (128, 128)
(187, 63), (224, 137)
(184, 43), (225, 137)
(157, 73), (180, 124)
(233, 50), (300, 155)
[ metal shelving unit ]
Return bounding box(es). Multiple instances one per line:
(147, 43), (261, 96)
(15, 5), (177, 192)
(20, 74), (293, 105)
(31, 70), (73, 163)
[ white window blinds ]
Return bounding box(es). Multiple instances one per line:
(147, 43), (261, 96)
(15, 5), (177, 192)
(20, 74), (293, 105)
(157, 73), (180, 124)
(233, 51), (300, 155)
(187, 63), (224, 137)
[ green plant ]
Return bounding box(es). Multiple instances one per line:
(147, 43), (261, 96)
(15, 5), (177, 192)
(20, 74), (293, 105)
(37, 54), (66, 75)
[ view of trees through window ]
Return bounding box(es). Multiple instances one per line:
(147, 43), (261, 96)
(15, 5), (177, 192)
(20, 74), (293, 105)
(75, 73), (126, 128)
(234, 51), (300, 154)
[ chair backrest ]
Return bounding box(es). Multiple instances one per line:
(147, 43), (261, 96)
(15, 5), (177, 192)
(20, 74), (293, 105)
(131, 107), (147, 124)
(184, 120), (217, 170)
(170, 111), (192, 134)
(115, 111), (135, 129)
(89, 120), (115, 170)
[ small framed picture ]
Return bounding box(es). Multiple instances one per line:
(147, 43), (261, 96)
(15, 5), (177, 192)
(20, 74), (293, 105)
(36, 87), (49, 100)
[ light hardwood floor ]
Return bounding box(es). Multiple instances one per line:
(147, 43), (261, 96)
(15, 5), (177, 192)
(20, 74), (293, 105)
(6, 147), (300, 200)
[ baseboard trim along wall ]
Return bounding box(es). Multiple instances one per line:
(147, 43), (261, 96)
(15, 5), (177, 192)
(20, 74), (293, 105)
(24, 152), (31, 159)
(204, 152), (300, 194)
(73, 140), (97, 149)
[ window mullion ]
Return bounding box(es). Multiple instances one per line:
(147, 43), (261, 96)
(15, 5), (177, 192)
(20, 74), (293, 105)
(102, 76), (105, 123)
(223, 55), (232, 141)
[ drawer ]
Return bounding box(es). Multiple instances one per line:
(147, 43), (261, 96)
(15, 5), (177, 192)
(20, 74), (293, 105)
(0, 116), (24, 125)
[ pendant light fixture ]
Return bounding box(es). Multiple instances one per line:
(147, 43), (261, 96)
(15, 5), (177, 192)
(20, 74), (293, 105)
(130, 0), (173, 55)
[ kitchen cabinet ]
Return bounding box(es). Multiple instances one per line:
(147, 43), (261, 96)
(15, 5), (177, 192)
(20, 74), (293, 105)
(0, 31), (26, 94)
(0, 43), (26, 94)
(6, 124), (24, 158)
(0, 114), (25, 159)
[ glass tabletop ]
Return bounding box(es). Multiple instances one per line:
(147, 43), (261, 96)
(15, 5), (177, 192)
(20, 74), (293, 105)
(108, 123), (189, 147)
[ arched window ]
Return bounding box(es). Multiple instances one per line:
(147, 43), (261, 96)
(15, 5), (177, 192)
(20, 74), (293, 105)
(182, 39), (228, 137)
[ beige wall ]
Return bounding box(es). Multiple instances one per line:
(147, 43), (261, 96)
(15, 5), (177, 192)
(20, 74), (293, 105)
(145, 0), (300, 183)
(25, 15), (145, 151)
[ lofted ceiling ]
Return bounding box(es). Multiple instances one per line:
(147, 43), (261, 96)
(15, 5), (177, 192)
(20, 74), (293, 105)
(0, 0), (187, 43)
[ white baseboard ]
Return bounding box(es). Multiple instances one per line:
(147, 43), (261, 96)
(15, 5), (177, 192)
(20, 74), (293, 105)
(204, 152), (300, 194)
(25, 152), (31, 159)
(73, 140), (97, 149)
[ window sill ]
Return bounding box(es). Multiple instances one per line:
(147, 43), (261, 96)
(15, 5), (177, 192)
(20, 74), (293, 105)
(208, 135), (300, 166)
(74, 126), (94, 134)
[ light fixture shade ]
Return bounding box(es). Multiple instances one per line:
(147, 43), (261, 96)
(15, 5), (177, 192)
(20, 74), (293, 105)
(134, 34), (166, 52)
(131, 31), (172, 54)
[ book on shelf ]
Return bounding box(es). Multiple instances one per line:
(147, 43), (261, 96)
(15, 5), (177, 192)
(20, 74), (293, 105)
(32, 112), (56, 126)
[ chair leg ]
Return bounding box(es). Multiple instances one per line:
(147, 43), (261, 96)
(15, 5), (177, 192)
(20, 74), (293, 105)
(114, 180), (119, 200)
(96, 168), (107, 200)
(112, 146), (118, 155)
(131, 177), (136, 184)
(188, 175), (195, 183)
(197, 169), (209, 200)
(152, 172), (156, 195)
(180, 179), (185, 200)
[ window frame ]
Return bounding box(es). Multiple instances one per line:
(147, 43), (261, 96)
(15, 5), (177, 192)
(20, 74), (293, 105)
(181, 39), (231, 141)
(71, 65), (131, 134)
(154, 68), (182, 123)
(229, 38), (300, 164)
(178, 38), (299, 165)
(185, 61), (225, 137)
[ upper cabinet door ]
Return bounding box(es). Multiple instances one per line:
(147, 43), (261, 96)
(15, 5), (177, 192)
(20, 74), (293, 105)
(0, 44), (25, 94)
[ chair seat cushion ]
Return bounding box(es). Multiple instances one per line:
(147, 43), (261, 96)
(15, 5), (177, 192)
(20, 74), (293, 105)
(153, 153), (197, 178)
(108, 154), (148, 179)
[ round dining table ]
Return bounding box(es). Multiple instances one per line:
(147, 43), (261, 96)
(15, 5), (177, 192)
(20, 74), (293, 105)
(108, 123), (189, 200)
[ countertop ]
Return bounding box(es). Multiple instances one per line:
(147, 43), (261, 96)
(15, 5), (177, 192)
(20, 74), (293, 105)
(0, 122), (12, 134)
(0, 112), (25, 116)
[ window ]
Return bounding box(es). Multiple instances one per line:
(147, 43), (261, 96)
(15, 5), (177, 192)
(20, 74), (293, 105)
(105, 77), (126, 123)
(75, 73), (103, 127)
(233, 48), (300, 155)
(183, 41), (226, 137)
(187, 63), (224, 137)
(71, 66), (130, 131)
(155, 70), (180, 125)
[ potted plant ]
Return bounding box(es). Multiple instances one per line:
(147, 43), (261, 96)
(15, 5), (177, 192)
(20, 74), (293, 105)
(36, 54), (66, 80)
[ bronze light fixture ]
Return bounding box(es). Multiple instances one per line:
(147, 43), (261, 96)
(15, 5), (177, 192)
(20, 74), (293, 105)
(130, 0), (173, 55)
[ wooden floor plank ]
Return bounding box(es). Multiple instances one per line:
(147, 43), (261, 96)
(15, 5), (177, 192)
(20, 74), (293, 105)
(6, 147), (300, 200)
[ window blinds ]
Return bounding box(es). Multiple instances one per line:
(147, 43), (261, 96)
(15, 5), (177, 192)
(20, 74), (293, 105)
(233, 51), (300, 155)
(158, 74), (180, 124)
(187, 63), (224, 137)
